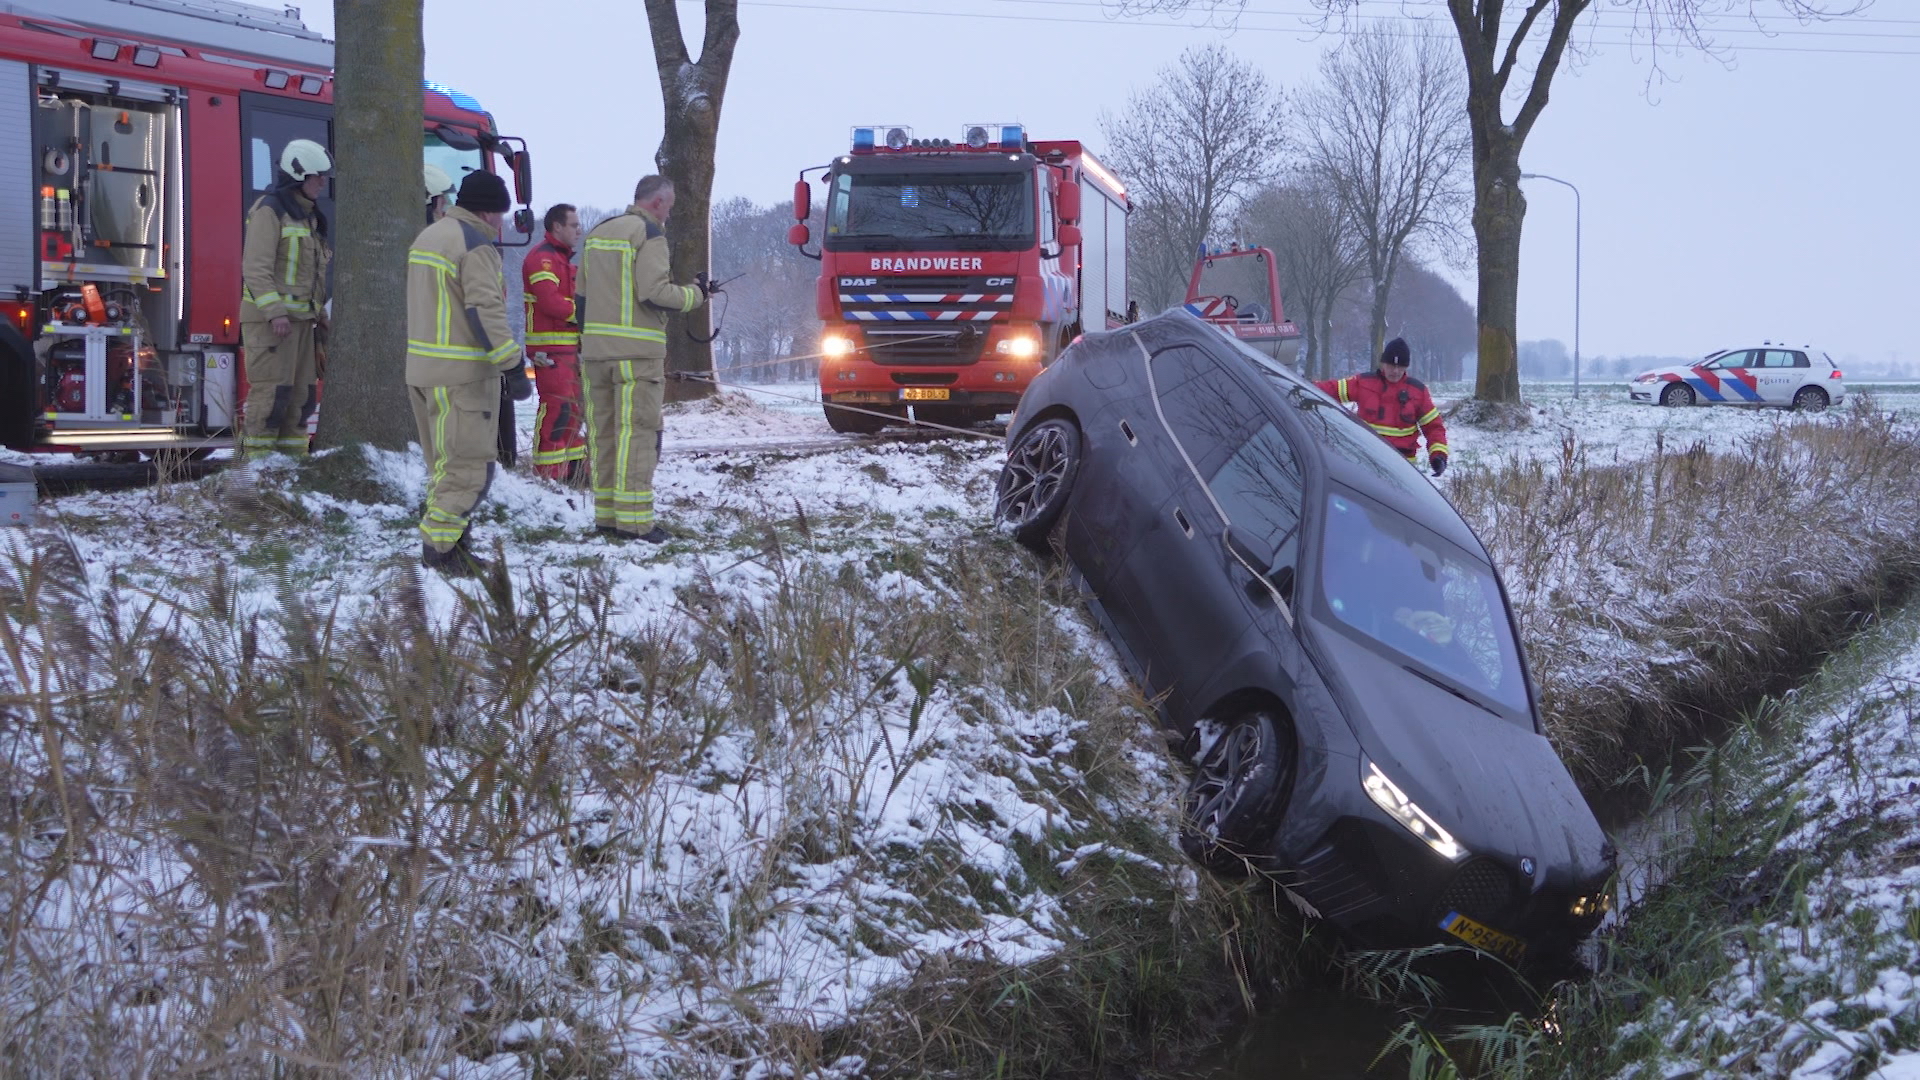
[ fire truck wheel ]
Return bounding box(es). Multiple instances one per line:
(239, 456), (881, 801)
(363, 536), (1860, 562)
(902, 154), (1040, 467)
(0, 321), (34, 449)
(825, 402), (894, 435)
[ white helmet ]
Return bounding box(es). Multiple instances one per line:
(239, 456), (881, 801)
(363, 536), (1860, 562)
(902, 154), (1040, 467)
(423, 163), (454, 201)
(281, 138), (332, 181)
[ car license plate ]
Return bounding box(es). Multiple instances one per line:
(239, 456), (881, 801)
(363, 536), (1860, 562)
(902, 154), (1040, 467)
(900, 388), (950, 401)
(1439, 910), (1527, 963)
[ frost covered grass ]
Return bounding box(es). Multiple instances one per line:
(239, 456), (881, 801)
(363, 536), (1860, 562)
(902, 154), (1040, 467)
(1445, 402), (1920, 788)
(1420, 602), (1920, 1079)
(0, 408), (1303, 1078)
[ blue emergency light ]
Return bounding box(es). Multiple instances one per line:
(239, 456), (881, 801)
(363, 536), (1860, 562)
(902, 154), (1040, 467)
(851, 127), (876, 151)
(1000, 124), (1023, 148)
(423, 79), (486, 114)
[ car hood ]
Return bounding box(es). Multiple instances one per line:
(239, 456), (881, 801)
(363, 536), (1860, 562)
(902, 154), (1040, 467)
(1634, 365), (1698, 380)
(1315, 627), (1611, 881)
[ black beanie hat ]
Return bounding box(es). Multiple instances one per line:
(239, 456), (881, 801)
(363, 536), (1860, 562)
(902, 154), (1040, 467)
(1381, 337), (1411, 366)
(456, 170), (511, 213)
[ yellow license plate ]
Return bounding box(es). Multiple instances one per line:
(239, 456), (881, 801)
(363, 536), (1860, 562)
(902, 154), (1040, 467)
(1439, 910), (1527, 963)
(899, 388), (950, 401)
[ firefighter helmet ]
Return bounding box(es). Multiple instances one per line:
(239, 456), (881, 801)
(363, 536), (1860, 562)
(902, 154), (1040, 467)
(423, 163), (454, 201)
(280, 139), (332, 181)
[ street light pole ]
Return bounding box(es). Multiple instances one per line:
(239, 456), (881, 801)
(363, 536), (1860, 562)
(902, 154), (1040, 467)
(1520, 172), (1582, 399)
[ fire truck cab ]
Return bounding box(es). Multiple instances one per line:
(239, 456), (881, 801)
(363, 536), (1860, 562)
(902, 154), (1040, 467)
(0, 0), (534, 456)
(791, 124), (1130, 434)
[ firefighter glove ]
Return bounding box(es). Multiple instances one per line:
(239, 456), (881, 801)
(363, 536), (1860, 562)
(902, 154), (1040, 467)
(1430, 452), (1448, 477)
(503, 365), (534, 402)
(696, 271), (720, 297)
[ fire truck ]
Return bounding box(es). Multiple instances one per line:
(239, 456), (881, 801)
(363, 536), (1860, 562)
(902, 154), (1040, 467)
(0, 0), (534, 456)
(788, 124), (1130, 434)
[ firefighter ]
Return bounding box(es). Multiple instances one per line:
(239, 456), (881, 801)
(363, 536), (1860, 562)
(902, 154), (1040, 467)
(424, 163), (454, 224)
(238, 138), (332, 459)
(523, 203), (585, 482)
(578, 176), (708, 542)
(1316, 337), (1450, 476)
(404, 170), (533, 576)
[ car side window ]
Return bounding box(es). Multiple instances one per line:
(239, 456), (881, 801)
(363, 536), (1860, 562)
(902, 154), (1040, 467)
(1709, 350), (1752, 370)
(1208, 422), (1305, 590)
(1766, 349), (1809, 369)
(1149, 346), (1260, 476)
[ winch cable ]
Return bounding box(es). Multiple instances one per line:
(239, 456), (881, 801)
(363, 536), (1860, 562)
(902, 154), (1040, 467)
(669, 371), (1006, 443)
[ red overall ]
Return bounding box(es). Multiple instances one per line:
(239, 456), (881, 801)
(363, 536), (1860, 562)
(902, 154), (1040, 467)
(1315, 371), (1450, 467)
(522, 234), (584, 479)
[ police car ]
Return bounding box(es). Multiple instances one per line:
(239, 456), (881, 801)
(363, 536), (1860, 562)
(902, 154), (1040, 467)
(1629, 345), (1845, 410)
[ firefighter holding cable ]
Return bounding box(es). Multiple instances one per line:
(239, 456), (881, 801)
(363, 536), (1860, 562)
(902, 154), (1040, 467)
(238, 138), (332, 459)
(578, 176), (711, 543)
(1316, 337), (1451, 476)
(404, 170), (533, 576)
(522, 203), (586, 482)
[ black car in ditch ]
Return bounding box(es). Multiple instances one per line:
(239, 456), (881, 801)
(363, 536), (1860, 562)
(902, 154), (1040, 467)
(993, 311), (1614, 964)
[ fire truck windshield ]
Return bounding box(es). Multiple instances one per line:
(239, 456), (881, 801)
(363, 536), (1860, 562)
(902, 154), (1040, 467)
(424, 131), (485, 195)
(826, 170), (1034, 250)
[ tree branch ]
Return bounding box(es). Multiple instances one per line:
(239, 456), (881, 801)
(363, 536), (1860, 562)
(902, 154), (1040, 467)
(642, 0), (690, 69)
(1494, 0), (1552, 93)
(1512, 1), (1590, 142)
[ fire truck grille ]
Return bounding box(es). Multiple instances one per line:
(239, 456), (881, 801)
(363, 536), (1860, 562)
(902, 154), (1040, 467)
(862, 329), (986, 367)
(838, 275), (1014, 325)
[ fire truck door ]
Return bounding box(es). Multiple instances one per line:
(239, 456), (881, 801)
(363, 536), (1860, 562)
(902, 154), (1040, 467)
(239, 93), (333, 281)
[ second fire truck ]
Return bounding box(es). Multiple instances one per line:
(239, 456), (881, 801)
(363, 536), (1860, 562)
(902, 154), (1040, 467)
(789, 124), (1130, 434)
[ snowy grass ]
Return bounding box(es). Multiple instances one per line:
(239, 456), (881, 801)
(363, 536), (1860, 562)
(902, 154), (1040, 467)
(1445, 401), (1920, 788)
(1418, 603), (1920, 1079)
(6, 386), (1920, 1077)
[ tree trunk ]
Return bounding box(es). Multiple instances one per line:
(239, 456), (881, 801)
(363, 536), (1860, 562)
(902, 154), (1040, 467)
(1369, 280), (1389, 365)
(1471, 140), (1526, 404)
(317, 0), (423, 450)
(644, 0), (739, 405)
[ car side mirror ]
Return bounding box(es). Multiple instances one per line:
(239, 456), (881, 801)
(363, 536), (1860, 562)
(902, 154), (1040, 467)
(1057, 179), (1081, 224)
(1224, 527), (1273, 573)
(1057, 223), (1082, 249)
(513, 207), (535, 236)
(788, 222), (810, 247)
(793, 178), (811, 221)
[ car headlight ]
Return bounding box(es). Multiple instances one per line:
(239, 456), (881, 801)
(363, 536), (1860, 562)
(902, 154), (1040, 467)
(1569, 889), (1615, 918)
(1362, 758), (1467, 862)
(822, 334), (856, 359)
(996, 335), (1039, 359)
(1633, 373), (1660, 384)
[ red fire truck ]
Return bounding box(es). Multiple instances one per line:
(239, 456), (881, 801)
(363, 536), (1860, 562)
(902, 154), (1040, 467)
(0, 0), (534, 455)
(788, 124), (1130, 434)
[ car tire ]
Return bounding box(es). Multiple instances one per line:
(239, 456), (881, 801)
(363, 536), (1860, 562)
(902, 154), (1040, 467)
(1180, 709), (1294, 876)
(826, 402), (893, 435)
(994, 417), (1081, 552)
(1792, 385), (1829, 412)
(1659, 383), (1695, 408)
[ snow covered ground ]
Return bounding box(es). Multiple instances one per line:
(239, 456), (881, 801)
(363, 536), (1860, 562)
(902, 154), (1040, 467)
(5, 379), (1920, 1076)
(1592, 606), (1920, 1079)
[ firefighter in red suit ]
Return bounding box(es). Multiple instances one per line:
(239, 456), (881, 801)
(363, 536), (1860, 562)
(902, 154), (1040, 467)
(1316, 337), (1451, 476)
(521, 203), (586, 480)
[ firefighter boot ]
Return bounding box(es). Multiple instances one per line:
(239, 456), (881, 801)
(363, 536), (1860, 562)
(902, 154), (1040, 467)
(422, 533), (489, 578)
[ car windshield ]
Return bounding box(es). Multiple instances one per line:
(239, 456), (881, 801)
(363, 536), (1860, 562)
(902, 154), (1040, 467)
(1317, 491), (1531, 718)
(826, 170), (1034, 248)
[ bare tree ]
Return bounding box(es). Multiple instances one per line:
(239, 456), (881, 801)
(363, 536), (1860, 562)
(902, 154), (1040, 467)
(642, 0), (740, 404)
(318, 0), (422, 450)
(1102, 44), (1286, 313)
(1295, 25), (1467, 366)
(1124, 1), (1865, 406)
(1239, 173), (1366, 379)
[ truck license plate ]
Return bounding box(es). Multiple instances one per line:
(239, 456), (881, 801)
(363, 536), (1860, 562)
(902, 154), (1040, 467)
(900, 388), (950, 401)
(1438, 910), (1527, 963)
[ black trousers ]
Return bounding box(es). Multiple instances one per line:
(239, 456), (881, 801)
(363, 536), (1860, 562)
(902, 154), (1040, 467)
(496, 382), (518, 467)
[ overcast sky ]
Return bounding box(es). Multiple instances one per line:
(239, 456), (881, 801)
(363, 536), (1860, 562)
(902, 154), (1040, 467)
(304, 1), (1917, 368)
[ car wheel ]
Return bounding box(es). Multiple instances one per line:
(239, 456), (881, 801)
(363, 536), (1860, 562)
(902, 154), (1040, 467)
(994, 418), (1081, 551)
(1180, 709), (1293, 875)
(1659, 383), (1695, 408)
(1792, 385), (1829, 412)
(825, 402), (893, 435)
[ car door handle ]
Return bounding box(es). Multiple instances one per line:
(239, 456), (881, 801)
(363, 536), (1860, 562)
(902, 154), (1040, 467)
(1119, 419), (1137, 445)
(1173, 507), (1193, 537)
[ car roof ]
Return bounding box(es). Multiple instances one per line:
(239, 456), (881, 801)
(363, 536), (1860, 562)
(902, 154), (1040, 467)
(1129, 311), (1489, 558)
(1708, 345), (1831, 357)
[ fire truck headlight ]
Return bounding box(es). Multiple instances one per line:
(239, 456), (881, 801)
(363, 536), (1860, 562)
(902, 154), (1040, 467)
(822, 334), (856, 359)
(965, 125), (990, 149)
(884, 126), (912, 150)
(997, 336), (1039, 360)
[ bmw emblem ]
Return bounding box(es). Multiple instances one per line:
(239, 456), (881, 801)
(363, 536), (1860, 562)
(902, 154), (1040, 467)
(1520, 857), (1537, 877)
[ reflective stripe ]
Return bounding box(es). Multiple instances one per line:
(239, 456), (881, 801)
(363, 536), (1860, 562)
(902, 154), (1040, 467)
(410, 250), (458, 275)
(1366, 422), (1419, 437)
(525, 331), (581, 346)
(615, 359), (634, 525)
(248, 289), (283, 307)
(419, 387), (467, 546)
(680, 285), (700, 313)
(1417, 408), (1441, 426)
(407, 340), (490, 360)
(583, 323), (666, 343)
(485, 340), (520, 365)
(1336, 378), (1350, 405)
(1427, 443), (1449, 455)
(528, 271), (561, 287)
(532, 446), (586, 465)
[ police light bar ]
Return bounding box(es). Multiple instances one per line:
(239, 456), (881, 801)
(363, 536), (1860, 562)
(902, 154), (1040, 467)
(851, 125), (913, 151)
(962, 123), (1024, 150)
